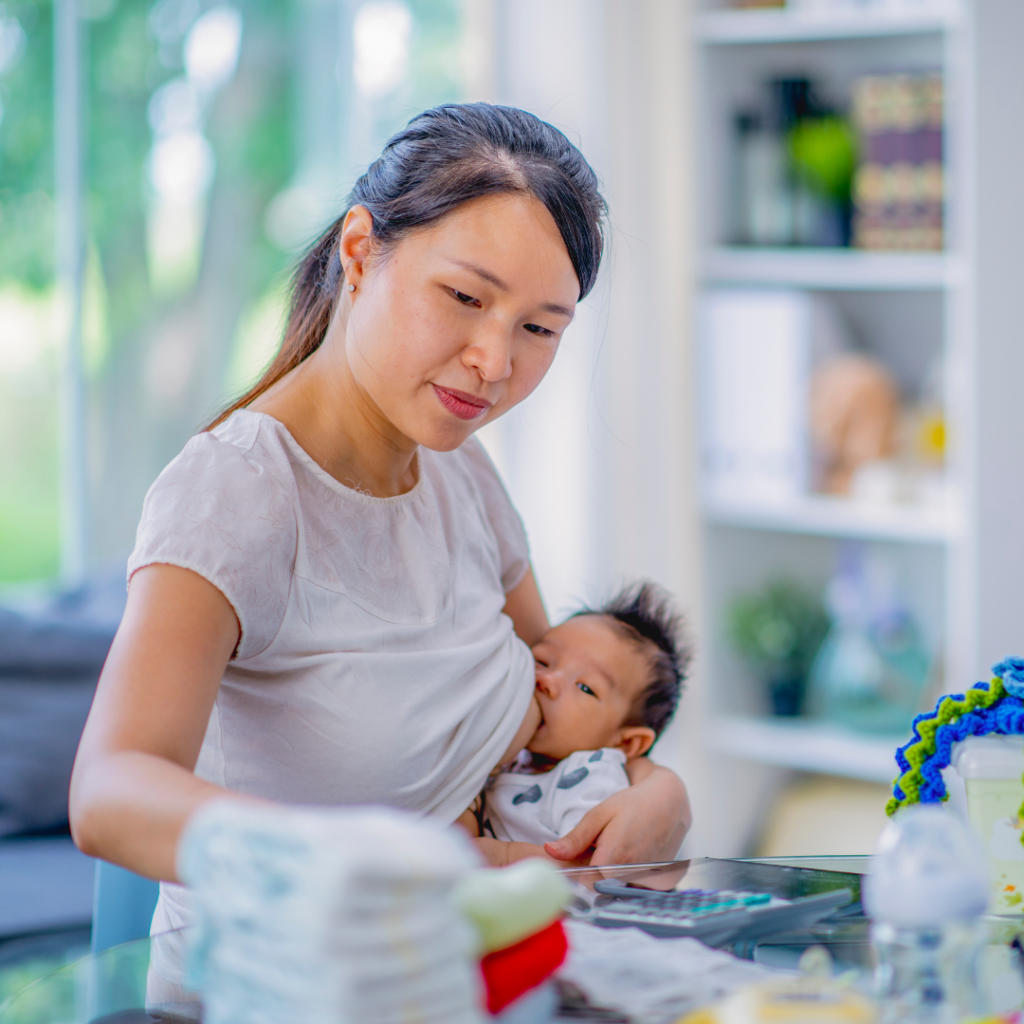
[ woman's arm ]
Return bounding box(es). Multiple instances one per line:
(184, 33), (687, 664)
(69, 564), (263, 882)
(453, 808), (554, 866)
(502, 568), (549, 647)
(454, 799), (559, 866)
(474, 837), (573, 867)
(542, 761), (692, 867)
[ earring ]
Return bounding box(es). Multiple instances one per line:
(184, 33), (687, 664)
(347, 283), (355, 292)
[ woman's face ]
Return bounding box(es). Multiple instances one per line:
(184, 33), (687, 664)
(340, 192), (580, 452)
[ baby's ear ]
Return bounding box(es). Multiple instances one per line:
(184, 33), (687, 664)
(615, 726), (656, 760)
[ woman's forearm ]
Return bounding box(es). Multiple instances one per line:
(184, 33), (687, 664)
(473, 837), (558, 867)
(624, 755), (656, 784)
(69, 749), (263, 883)
(628, 761), (692, 852)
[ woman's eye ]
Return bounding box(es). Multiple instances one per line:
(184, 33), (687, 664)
(524, 323), (555, 337)
(451, 288), (480, 307)
(577, 681), (597, 698)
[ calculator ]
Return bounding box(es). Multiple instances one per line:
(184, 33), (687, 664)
(589, 880), (853, 946)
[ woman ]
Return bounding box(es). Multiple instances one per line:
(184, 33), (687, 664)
(70, 103), (690, 933)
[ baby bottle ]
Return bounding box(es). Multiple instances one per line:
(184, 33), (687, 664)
(864, 804), (990, 1023)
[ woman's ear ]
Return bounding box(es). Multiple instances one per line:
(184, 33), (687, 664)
(338, 204), (374, 290)
(614, 726), (656, 760)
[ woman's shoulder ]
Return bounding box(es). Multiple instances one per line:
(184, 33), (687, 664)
(131, 411), (299, 660)
(442, 435), (497, 476)
(168, 410), (298, 490)
(427, 436), (512, 501)
(143, 410), (302, 529)
(425, 437), (529, 588)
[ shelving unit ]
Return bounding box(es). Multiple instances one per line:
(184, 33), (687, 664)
(708, 715), (903, 783)
(692, 0), (1024, 850)
(701, 248), (962, 290)
(703, 492), (959, 544)
(695, 6), (960, 45)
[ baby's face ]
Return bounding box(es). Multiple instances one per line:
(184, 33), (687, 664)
(524, 614), (651, 762)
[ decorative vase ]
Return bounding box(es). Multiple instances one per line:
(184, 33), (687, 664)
(767, 672), (806, 717)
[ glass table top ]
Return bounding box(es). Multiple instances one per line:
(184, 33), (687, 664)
(4, 857), (1024, 1023)
(0, 928), (200, 1023)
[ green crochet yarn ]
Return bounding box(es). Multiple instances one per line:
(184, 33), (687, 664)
(886, 676), (1007, 817)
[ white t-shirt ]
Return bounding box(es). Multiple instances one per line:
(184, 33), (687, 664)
(483, 748), (630, 845)
(127, 409), (535, 953)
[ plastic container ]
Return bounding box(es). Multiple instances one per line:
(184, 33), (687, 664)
(950, 734), (1024, 914)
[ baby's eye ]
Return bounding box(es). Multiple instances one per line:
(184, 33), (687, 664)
(524, 323), (555, 337)
(576, 681), (597, 698)
(451, 288), (480, 307)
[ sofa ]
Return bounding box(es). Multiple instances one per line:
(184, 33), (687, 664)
(0, 573), (125, 961)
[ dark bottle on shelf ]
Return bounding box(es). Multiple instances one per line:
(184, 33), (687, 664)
(769, 75), (824, 247)
(731, 108), (791, 247)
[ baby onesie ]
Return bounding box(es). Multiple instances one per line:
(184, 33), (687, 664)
(483, 748), (629, 845)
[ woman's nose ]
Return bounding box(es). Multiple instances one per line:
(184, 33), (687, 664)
(463, 327), (512, 383)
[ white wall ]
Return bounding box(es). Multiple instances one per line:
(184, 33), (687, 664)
(477, 0), (713, 854)
(475, 0), (615, 621)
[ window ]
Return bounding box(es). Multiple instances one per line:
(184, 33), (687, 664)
(0, 0), (468, 587)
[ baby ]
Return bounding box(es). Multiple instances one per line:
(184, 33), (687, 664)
(458, 581), (691, 848)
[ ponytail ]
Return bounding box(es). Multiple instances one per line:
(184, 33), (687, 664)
(206, 214), (345, 430)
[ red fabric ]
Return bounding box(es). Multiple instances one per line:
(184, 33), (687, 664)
(479, 919), (568, 1014)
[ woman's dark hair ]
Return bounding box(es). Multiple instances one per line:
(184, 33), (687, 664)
(577, 582), (692, 749)
(208, 102), (607, 429)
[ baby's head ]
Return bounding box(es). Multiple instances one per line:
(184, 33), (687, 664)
(526, 582), (690, 763)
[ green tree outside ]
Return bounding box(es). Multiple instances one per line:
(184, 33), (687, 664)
(0, 0), (464, 586)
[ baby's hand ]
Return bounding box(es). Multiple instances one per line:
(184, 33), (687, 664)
(472, 837), (569, 868)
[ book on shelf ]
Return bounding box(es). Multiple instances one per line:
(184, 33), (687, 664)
(851, 71), (944, 251)
(698, 289), (850, 505)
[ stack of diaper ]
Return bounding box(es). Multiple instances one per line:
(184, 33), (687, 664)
(179, 801), (485, 1024)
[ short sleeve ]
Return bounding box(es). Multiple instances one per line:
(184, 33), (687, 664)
(126, 430), (298, 660)
(459, 438), (530, 592)
(543, 750), (630, 839)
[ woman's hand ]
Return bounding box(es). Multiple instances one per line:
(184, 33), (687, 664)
(542, 762), (691, 867)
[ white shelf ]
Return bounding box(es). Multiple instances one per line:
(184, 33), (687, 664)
(695, 6), (959, 45)
(708, 714), (903, 783)
(688, 2), (1024, 853)
(703, 493), (960, 544)
(700, 247), (962, 291)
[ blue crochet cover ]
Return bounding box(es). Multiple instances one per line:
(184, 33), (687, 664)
(887, 657), (1024, 814)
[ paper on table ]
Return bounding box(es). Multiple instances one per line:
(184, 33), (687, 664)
(557, 920), (777, 1024)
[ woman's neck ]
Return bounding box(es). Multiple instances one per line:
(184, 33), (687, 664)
(249, 349), (419, 498)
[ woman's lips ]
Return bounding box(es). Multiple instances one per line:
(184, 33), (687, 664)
(432, 384), (491, 421)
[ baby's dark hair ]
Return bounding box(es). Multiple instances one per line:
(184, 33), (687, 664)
(575, 582), (691, 748)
